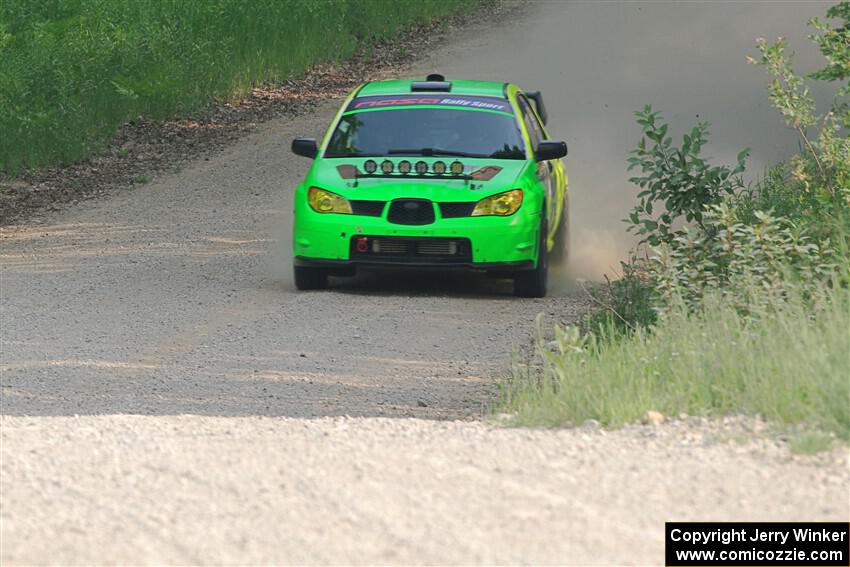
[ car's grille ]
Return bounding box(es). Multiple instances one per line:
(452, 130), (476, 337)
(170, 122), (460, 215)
(387, 199), (435, 225)
(372, 239), (408, 255)
(439, 202), (476, 218)
(350, 200), (385, 216)
(416, 240), (460, 255)
(350, 236), (472, 264)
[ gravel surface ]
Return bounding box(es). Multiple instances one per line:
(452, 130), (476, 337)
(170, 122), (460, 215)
(1, 1), (848, 565)
(1, 415), (847, 565)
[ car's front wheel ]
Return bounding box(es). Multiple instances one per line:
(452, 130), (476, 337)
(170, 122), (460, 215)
(514, 219), (548, 298)
(294, 266), (328, 290)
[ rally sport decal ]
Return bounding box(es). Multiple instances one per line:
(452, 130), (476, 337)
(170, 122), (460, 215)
(345, 95), (512, 114)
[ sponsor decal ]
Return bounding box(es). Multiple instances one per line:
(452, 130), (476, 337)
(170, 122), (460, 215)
(347, 95), (512, 113)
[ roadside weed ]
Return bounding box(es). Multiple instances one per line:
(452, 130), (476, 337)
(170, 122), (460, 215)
(500, 284), (849, 440)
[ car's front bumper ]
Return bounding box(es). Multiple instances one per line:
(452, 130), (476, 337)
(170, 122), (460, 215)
(294, 255), (534, 271)
(293, 207), (541, 268)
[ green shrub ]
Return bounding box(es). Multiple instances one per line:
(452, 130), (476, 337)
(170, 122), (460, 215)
(806, 2), (850, 126)
(581, 260), (658, 335)
(649, 204), (841, 314)
(620, 1), (850, 319)
(502, 4), (850, 442)
(750, 1), (850, 211)
(732, 165), (816, 225)
(625, 106), (749, 246)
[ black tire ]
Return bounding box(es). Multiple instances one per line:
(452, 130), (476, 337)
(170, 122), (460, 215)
(294, 266), (328, 290)
(514, 219), (548, 298)
(551, 198), (569, 266)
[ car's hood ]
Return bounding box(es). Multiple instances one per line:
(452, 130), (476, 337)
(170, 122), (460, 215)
(306, 157), (531, 201)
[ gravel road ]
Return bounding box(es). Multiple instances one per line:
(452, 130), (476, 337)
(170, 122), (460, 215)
(2, 416), (846, 565)
(1, 1), (847, 565)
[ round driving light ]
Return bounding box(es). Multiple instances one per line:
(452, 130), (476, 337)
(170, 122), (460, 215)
(381, 160), (394, 174)
(415, 161), (428, 174)
(450, 161), (464, 175)
(398, 160), (412, 174)
(317, 195), (334, 212)
(432, 161), (446, 175)
(363, 159), (377, 174)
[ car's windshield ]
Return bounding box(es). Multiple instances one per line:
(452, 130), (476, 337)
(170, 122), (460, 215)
(324, 108), (526, 160)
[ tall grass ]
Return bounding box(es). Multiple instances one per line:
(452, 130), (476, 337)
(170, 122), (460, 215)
(0, 0), (476, 173)
(500, 282), (850, 440)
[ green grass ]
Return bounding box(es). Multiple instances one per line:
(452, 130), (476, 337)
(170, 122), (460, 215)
(0, 0), (477, 173)
(789, 430), (837, 454)
(499, 283), (850, 441)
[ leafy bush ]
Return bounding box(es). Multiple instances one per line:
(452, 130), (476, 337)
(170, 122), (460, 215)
(749, 1), (850, 211)
(649, 204), (839, 314)
(502, 3), (849, 442)
(582, 260), (658, 334)
(619, 0), (850, 322)
(732, 165), (817, 225)
(808, 2), (850, 126)
(625, 106), (749, 246)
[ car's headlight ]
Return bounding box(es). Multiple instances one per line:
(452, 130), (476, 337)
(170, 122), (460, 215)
(308, 187), (352, 214)
(471, 189), (523, 216)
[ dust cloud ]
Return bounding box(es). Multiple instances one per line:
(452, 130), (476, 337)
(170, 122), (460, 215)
(414, 0), (834, 284)
(267, 209), (294, 288)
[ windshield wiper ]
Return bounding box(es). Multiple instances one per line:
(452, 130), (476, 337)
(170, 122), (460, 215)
(387, 148), (485, 158)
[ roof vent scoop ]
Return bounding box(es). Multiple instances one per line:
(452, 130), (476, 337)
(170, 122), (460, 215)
(411, 75), (452, 92)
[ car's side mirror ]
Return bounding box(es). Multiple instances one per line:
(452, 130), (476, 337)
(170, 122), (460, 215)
(535, 141), (567, 161)
(292, 137), (318, 159)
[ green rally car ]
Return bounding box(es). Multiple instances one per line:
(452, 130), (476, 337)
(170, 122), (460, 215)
(290, 74), (569, 297)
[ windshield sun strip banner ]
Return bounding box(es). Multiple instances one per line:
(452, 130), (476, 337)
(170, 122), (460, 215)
(342, 105), (513, 118)
(345, 94), (514, 115)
